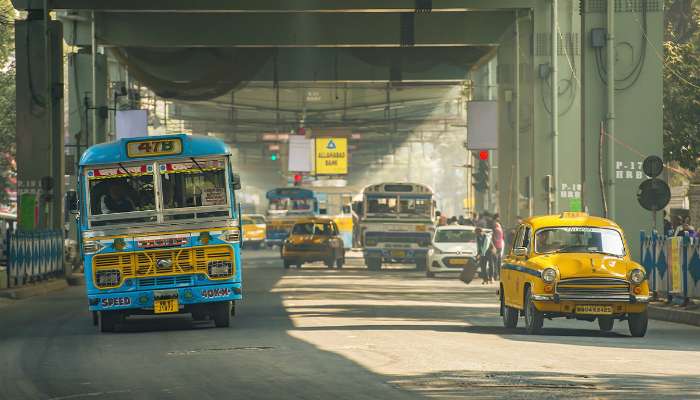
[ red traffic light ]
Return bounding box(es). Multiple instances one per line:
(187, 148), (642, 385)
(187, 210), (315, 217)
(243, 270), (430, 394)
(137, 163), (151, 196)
(293, 174), (303, 183)
(478, 150), (489, 161)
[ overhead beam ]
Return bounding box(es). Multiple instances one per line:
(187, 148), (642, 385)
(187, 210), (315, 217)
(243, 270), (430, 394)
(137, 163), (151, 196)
(88, 12), (512, 47)
(16, 0), (535, 12)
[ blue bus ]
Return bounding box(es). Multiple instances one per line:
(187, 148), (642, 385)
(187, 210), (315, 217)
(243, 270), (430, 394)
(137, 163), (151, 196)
(265, 187), (318, 246)
(71, 134), (243, 332)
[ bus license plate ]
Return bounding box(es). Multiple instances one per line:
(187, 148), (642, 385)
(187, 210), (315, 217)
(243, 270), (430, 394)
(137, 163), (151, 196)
(391, 250), (405, 258)
(154, 298), (179, 314)
(575, 305), (613, 315)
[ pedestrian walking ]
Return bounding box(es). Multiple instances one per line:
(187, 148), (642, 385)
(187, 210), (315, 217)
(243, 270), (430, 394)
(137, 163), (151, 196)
(475, 227), (493, 284)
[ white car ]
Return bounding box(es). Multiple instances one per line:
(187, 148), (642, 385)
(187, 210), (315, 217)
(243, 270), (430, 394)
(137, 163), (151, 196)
(426, 225), (481, 278)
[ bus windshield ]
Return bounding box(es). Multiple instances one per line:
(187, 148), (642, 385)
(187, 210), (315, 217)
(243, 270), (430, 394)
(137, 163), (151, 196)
(86, 158), (231, 226)
(367, 196), (398, 215)
(399, 197), (431, 216)
(87, 165), (157, 226)
(268, 198), (314, 213)
(160, 159), (229, 220)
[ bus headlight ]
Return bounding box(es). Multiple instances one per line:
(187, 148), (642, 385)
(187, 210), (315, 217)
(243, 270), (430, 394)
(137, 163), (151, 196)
(219, 230), (240, 243)
(208, 260), (233, 278)
(541, 267), (557, 283)
(629, 269), (645, 284)
(95, 269), (121, 288)
(83, 241), (104, 255)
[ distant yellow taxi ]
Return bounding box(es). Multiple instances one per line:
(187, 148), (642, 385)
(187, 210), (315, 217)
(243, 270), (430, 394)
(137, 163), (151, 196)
(281, 218), (345, 269)
(242, 214), (267, 249)
(500, 212), (649, 337)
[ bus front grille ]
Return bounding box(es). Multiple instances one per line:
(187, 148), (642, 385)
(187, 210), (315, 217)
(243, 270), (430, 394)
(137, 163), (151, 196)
(92, 245), (234, 284)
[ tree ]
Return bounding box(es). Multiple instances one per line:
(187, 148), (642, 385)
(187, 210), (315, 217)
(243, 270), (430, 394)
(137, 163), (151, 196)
(0, 0), (16, 206)
(663, 0), (700, 172)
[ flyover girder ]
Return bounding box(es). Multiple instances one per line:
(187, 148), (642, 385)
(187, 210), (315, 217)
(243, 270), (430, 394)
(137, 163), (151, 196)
(15, 0), (535, 11)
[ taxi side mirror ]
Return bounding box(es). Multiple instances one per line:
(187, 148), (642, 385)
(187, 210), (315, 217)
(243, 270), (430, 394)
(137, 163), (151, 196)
(513, 247), (528, 258)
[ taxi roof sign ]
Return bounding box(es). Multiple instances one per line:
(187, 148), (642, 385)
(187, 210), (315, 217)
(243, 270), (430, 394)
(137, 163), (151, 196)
(560, 212), (588, 218)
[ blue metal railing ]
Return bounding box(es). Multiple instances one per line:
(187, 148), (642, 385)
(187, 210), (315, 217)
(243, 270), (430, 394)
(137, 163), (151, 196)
(640, 231), (700, 302)
(7, 230), (64, 287)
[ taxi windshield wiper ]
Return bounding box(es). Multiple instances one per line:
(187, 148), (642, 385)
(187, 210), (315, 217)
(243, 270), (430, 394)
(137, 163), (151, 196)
(587, 249), (623, 258)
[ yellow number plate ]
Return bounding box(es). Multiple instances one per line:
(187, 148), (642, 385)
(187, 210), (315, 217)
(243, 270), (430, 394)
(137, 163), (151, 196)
(448, 258), (468, 265)
(575, 305), (613, 315)
(391, 250), (406, 258)
(154, 298), (179, 314)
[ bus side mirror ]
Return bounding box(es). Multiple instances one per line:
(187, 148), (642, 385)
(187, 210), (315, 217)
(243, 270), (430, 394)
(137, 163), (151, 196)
(232, 173), (242, 190)
(66, 190), (79, 214)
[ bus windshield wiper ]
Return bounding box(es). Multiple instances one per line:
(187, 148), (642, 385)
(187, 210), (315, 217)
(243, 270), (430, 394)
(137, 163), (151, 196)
(190, 157), (205, 173)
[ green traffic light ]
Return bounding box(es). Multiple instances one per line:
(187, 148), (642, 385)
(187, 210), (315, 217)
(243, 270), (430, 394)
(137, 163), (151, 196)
(270, 153), (278, 161)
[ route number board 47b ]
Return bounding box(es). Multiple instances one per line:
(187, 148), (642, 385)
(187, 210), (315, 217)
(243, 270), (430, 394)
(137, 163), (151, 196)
(127, 138), (183, 158)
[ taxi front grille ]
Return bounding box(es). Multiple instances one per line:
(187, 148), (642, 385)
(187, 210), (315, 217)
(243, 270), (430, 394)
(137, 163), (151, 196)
(556, 278), (630, 297)
(93, 245), (234, 281)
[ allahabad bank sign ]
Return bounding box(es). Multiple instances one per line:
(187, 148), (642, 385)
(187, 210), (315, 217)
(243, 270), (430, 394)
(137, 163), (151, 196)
(315, 138), (348, 175)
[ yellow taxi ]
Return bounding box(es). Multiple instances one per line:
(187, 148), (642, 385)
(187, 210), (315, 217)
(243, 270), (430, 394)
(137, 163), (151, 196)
(242, 214), (267, 249)
(281, 218), (345, 269)
(500, 212), (650, 337)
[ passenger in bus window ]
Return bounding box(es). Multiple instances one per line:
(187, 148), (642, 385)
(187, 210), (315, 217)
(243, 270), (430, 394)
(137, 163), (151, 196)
(100, 184), (136, 214)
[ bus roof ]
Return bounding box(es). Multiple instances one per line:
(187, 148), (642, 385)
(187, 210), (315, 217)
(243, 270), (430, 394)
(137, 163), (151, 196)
(79, 134), (231, 166)
(266, 187), (315, 200)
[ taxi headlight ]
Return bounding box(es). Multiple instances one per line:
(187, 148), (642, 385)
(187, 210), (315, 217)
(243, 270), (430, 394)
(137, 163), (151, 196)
(95, 269), (120, 288)
(629, 269), (645, 284)
(541, 267), (557, 283)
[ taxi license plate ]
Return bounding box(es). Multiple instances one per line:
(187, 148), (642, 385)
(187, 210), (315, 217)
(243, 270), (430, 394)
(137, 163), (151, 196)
(448, 258), (468, 265)
(154, 298), (179, 314)
(575, 305), (613, 315)
(391, 250), (406, 258)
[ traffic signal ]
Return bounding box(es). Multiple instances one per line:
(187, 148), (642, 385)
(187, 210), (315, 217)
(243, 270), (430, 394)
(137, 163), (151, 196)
(293, 173), (303, 186)
(472, 159), (490, 192)
(270, 152), (278, 161)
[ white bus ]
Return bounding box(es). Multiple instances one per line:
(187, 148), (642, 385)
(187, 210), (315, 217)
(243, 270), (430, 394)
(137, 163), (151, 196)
(354, 182), (435, 270)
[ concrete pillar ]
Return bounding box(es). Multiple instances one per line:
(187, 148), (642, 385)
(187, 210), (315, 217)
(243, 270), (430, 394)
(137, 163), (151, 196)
(530, 0), (582, 216)
(14, 13), (64, 231)
(581, 1), (664, 258)
(66, 51), (108, 172)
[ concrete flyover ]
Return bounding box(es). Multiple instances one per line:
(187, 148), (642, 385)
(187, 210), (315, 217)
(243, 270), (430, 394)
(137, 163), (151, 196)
(11, 0), (664, 259)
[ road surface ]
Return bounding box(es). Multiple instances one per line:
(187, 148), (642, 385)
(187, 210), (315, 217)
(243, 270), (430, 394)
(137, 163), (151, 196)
(1, 250), (699, 399)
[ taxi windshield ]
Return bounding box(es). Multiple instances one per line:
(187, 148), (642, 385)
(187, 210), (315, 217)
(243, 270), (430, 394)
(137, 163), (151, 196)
(435, 229), (476, 243)
(292, 222), (334, 236)
(534, 227), (625, 257)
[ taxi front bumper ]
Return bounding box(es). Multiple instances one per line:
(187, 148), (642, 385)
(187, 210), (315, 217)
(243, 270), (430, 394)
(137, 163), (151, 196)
(87, 283), (242, 312)
(282, 248), (333, 262)
(531, 293), (650, 314)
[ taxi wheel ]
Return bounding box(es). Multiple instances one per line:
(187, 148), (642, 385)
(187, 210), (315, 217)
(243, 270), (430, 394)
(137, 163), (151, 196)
(598, 316), (614, 332)
(213, 301), (231, 328)
(628, 311), (648, 337)
(523, 287), (544, 334)
(98, 311), (118, 333)
(501, 295), (519, 329)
